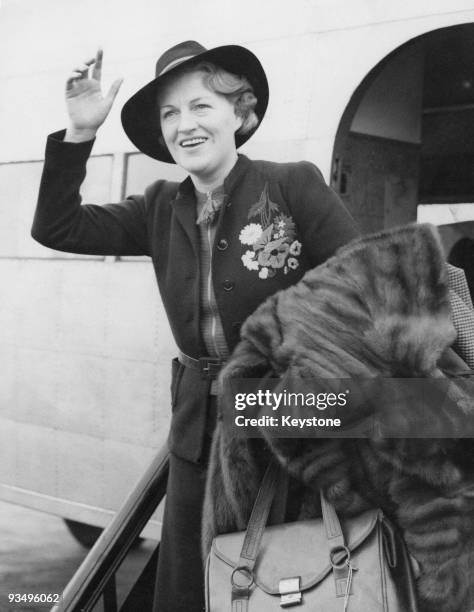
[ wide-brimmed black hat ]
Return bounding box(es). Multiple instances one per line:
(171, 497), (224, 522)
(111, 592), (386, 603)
(121, 40), (269, 163)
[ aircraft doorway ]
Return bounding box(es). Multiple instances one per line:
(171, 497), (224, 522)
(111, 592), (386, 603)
(331, 23), (474, 236)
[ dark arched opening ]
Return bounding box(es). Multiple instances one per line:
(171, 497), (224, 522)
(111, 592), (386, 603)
(331, 23), (474, 234)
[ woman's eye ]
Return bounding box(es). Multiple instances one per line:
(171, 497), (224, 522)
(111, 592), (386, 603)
(194, 104), (210, 111)
(162, 110), (177, 120)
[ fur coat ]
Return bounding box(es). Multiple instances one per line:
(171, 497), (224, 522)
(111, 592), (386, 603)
(203, 223), (474, 612)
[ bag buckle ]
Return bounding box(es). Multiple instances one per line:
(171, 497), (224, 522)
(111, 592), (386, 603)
(330, 546), (358, 600)
(279, 577), (302, 607)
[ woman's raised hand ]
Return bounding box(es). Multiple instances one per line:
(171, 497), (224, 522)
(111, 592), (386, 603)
(65, 49), (123, 142)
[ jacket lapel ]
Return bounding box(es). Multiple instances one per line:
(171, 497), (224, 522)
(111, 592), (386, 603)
(171, 176), (199, 258)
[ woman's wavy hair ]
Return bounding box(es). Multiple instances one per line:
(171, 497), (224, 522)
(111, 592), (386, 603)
(193, 61), (259, 136)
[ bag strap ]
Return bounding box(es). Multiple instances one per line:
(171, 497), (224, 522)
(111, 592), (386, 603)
(320, 489), (345, 552)
(269, 466), (288, 525)
(231, 460), (280, 611)
(320, 491), (354, 598)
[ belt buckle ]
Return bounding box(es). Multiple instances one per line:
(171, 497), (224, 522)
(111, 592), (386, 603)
(199, 357), (222, 380)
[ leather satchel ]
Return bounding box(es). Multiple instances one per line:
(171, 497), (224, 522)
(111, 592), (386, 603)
(205, 461), (419, 611)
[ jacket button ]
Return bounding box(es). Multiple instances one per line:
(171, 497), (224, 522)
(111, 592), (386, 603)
(223, 280), (235, 291)
(217, 239), (228, 251)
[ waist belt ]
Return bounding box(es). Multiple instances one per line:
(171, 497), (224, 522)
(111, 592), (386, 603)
(178, 351), (225, 381)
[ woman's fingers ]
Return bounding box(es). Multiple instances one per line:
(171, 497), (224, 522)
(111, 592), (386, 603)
(69, 53), (100, 81)
(65, 50), (122, 110)
(66, 50), (104, 92)
(66, 69), (89, 90)
(73, 64), (90, 74)
(66, 73), (81, 91)
(72, 56), (96, 73)
(91, 48), (103, 81)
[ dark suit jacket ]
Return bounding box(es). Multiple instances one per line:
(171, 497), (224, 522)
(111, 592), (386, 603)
(32, 130), (359, 462)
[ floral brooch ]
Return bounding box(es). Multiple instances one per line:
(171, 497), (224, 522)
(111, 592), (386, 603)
(239, 183), (302, 279)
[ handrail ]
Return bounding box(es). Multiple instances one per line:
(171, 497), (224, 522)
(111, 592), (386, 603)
(52, 445), (169, 612)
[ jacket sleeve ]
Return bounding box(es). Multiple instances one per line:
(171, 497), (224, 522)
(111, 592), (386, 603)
(286, 161), (360, 267)
(31, 130), (150, 256)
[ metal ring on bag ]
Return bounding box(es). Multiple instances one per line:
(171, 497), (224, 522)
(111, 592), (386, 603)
(231, 566), (255, 589)
(330, 545), (351, 569)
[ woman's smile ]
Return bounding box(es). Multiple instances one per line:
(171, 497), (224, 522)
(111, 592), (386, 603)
(180, 137), (208, 148)
(178, 135), (209, 154)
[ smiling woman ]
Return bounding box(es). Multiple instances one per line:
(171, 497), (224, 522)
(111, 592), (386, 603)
(31, 40), (359, 611)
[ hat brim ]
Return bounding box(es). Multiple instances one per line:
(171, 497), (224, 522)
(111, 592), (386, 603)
(121, 45), (269, 163)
